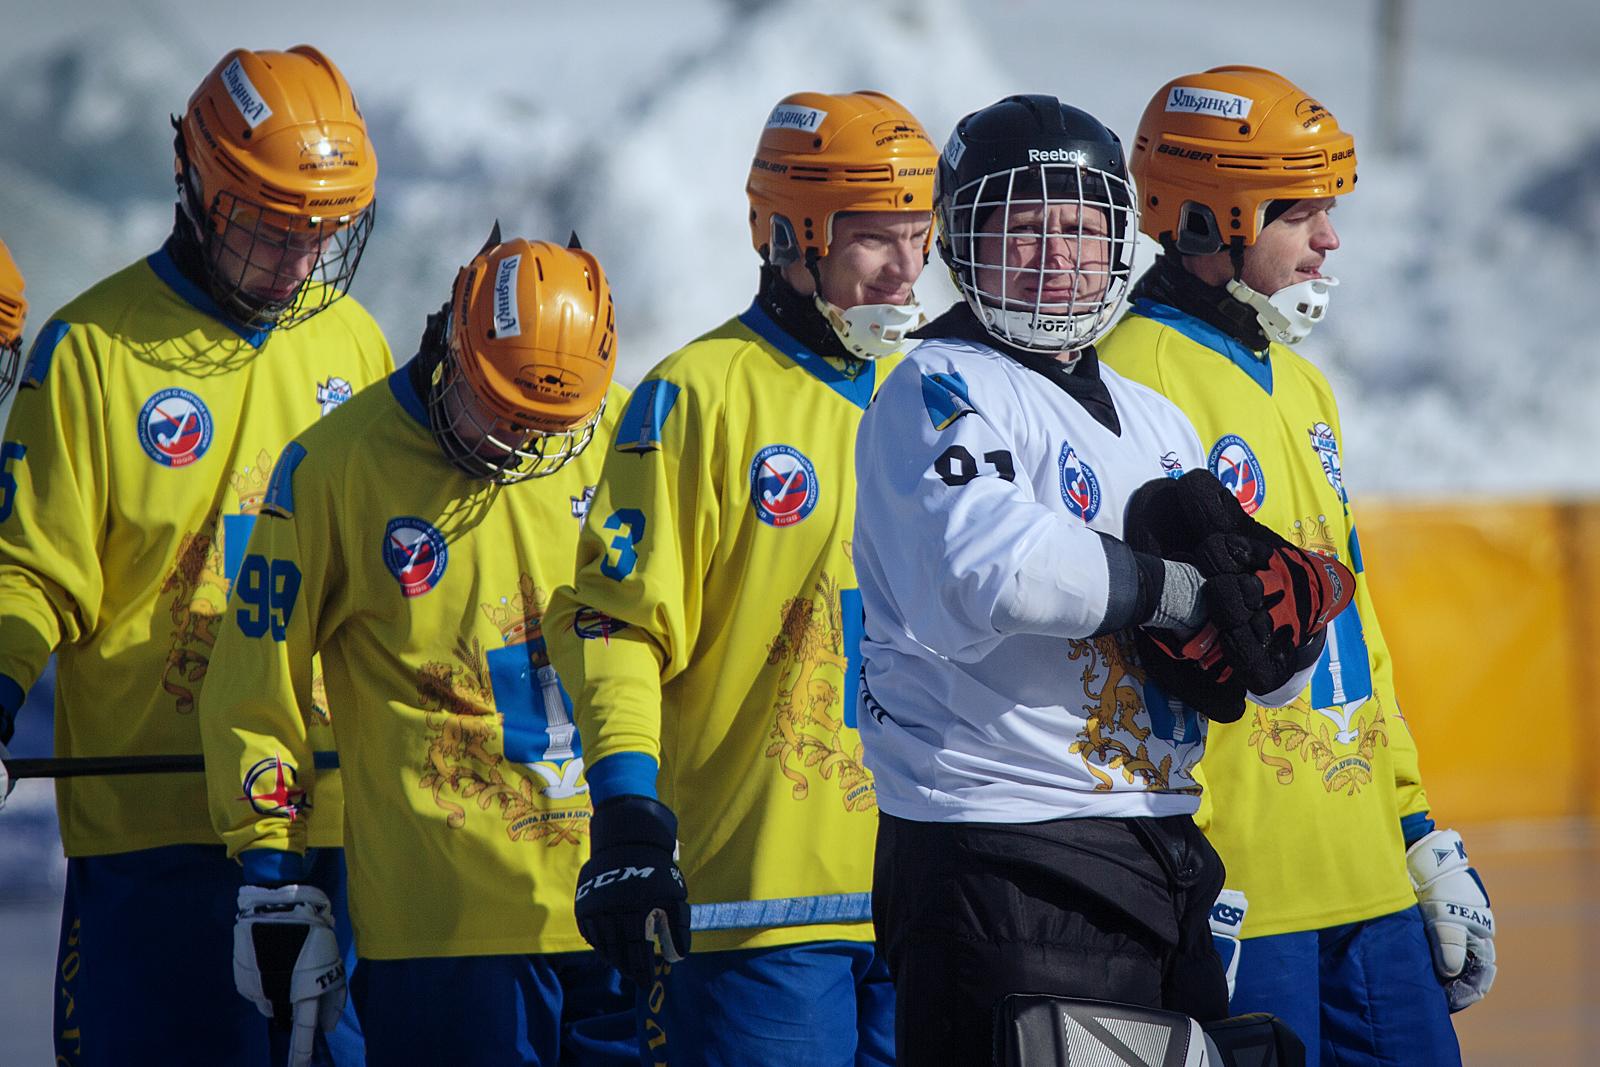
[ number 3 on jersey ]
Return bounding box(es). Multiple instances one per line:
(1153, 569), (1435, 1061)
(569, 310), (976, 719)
(600, 507), (645, 580)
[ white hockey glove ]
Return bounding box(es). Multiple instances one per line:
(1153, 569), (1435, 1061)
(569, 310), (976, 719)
(235, 884), (346, 1067)
(1406, 828), (1496, 1012)
(1208, 888), (1248, 1002)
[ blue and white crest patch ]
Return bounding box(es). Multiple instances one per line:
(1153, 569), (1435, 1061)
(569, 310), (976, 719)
(1058, 438), (1101, 521)
(1307, 422), (1346, 502)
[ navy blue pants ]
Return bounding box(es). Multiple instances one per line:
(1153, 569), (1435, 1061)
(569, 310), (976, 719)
(638, 940), (894, 1067)
(53, 844), (360, 1067)
(352, 950), (634, 1066)
(1231, 905), (1461, 1066)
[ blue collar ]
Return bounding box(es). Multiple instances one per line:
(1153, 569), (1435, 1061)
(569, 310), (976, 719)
(1131, 298), (1273, 395)
(737, 300), (876, 411)
(145, 242), (273, 349)
(388, 359), (431, 428)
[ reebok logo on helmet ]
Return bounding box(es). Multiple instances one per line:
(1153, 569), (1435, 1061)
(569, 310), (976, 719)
(1164, 86), (1252, 119)
(492, 255), (522, 338)
(1027, 147), (1086, 164)
(765, 105), (827, 133)
(221, 58), (273, 128)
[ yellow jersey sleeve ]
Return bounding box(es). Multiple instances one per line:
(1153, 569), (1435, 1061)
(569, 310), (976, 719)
(0, 320), (109, 693)
(547, 370), (708, 798)
(201, 438), (332, 864)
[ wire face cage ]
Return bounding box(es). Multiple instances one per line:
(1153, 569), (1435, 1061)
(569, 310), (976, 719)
(202, 192), (375, 331)
(942, 162), (1138, 354)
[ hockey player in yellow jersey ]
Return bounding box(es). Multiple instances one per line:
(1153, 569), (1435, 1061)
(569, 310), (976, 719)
(0, 47), (390, 1067)
(1098, 66), (1495, 1065)
(544, 91), (937, 1066)
(201, 228), (635, 1066)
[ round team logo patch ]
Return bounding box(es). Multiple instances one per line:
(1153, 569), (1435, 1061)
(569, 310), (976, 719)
(1057, 439), (1101, 521)
(1209, 434), (1267, 515)
(749, 444), (819, 527)
(138, 388), (213, 467)
(382, 516), (449, 597)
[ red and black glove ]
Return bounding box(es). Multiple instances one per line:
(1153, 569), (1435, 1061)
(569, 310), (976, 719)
(1123, 470), (1354, 714)
(1192, 530), (1354, 696)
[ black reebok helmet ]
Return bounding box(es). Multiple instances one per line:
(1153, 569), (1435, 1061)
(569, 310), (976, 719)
(936, 95), (1138, 356)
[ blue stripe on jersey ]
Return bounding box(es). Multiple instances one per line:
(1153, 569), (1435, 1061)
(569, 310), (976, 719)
(920, 371), (975, 430)
(388, 361), (430, 427)
(146, 244), (272, 348)
(1131, 299), (1274, 395)
(1347, 524), (1366, 574)
(585, 751), (659, 803)
(688, 892), (873, 931)
(21, 319), (70, 388)
(313, 749), (340, 770)
(262, 441), (308, 519)
(615, 378), (682, 454)
(738, 301), (876, 411)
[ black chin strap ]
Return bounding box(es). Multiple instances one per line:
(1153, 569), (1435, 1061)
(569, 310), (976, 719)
(1131, 250), (1270, 353)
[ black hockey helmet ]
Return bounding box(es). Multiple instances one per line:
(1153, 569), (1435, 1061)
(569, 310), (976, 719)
(936, 95), (1138, 356)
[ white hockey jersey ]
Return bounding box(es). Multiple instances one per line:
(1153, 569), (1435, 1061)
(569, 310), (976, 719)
(854, 322), (1214, 824)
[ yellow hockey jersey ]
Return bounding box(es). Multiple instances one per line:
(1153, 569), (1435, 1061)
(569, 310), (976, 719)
(0, 246), (392, 856)
(546, 303), (893, 953)
(1100, 300), (1430, 937)
(201, 362), (627, 959)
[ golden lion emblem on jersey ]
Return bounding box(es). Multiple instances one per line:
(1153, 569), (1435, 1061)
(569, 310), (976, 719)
(764, 558), (876, 813)
(1069, 635), (1201, 794)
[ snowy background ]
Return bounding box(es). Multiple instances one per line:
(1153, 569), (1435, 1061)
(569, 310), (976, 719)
(1, 0), (1597, 1059)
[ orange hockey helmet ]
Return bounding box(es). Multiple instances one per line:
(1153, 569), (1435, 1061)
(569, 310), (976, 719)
(1131, 65), (1356, 254)
(426, 228), (617, 483)
(746, 90), (938, 267)
(0, 238), (24, 402)
(176, 45), (377, 330)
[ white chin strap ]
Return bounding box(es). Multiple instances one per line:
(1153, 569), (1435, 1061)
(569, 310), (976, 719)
(1226, 275), (1338, 345)
(815, 295), (924, 359)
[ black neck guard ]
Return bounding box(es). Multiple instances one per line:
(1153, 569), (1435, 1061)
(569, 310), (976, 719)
(1131, 252), (1269, 354)
(755, 266), (868, 375)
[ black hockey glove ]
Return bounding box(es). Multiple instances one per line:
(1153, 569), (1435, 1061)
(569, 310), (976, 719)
(1192, 532), (1354, 696)
(1124, 469), (1353, 712)
(575, 794), (690, 989)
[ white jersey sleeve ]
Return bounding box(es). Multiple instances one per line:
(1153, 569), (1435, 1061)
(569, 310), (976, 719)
(855, 343), (1148, 663)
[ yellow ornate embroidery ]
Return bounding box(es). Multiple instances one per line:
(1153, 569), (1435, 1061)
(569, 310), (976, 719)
(1244, 695), (1388, 796)
(415, 574), (589, 845)
(764, 561), (876, 813)
(1069, 636), (1200, 794)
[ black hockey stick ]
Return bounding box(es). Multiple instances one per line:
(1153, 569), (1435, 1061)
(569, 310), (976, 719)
(3, 754), (205, 780)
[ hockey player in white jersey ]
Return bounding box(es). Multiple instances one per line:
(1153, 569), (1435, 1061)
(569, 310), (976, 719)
(853, 95), (1353, 1065)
